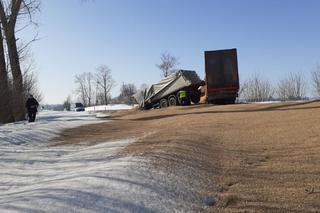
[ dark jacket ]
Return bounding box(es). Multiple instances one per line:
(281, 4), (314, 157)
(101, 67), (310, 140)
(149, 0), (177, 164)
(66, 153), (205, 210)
(26, 97), (39, 113)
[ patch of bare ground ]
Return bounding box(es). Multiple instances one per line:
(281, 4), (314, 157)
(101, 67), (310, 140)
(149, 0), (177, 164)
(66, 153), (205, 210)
(53, 101), (320, 212)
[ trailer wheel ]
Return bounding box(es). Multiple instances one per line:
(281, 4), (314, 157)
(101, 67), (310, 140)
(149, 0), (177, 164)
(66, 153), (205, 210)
(168, 95), (177, 106)
(185, 97), (191, 105)
(190, 93), (200, 104)
(227, 98), (236, 104)
(159, 98), (168, 108)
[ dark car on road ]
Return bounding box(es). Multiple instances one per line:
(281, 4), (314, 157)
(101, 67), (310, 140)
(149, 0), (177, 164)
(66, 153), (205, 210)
(75, 103), (85, 112)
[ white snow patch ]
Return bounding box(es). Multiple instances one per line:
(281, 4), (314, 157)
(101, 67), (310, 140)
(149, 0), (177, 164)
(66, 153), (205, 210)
(0, 110), (104, 146)
(252, 100), (309, 104)
(0, 110), (206, 212)
(254, 101), (281, 104)
(85, 104), (134, 112)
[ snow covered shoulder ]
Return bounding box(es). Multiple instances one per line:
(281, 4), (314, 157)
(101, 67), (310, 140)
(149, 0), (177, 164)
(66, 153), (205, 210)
(85, 104), (135, 118)
(0, 108), (155, 212)
(85, 104), (135, 112)
(0, 106), (207, 212)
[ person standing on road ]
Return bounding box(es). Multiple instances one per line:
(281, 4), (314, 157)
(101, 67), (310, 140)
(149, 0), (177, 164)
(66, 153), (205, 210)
(25, 95), (39, 122)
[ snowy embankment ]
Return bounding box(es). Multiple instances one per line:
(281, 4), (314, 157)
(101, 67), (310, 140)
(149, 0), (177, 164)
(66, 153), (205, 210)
(0, 111), (104, 146)
(0, 109), (205, 212)
(85, 104), (136, 118)
(85, 104), (135, 112)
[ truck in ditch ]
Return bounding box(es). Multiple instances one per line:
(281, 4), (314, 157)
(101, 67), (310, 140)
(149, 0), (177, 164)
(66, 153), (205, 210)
(133, 70), (204, 110)
(204, 48), (239, 104)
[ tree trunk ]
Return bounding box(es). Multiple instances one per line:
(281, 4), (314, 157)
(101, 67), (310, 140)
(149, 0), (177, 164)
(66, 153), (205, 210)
(6, 27), (25, 121)
(104, 87), (107, 105)
(0, 27), (13, 123)
(0, 0), (25, 121)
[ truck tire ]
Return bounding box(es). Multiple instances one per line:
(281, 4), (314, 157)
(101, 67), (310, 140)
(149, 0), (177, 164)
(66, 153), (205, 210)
(159, 98), (168, 108)
(185, 97), (191, 105)
(225, 98), (235, 104)
(168, 95), (177, 106)
(190, 93), (200, 104)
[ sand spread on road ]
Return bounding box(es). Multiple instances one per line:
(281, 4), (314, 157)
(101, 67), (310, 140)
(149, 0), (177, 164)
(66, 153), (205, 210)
(54, 101), (320, 212)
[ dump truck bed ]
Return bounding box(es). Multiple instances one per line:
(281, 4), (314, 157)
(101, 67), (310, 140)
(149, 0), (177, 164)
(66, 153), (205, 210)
(134, 70), (203, 108)
(146, 70), (202, 102)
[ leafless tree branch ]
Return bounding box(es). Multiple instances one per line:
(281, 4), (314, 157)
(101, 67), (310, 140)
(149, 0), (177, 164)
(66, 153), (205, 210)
(277, 72), (307, 101)
(95, 65), (115, 105)
(240, 74), (274, 102)
(311, 66), (320, 97)
(156, 52), (179, 77)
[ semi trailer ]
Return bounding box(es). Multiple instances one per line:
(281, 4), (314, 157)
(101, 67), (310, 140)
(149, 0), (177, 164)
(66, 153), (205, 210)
(204, 48), (240, 104)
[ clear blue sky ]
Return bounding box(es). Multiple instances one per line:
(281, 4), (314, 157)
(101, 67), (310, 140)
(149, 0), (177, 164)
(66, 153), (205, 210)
(27, 0), (320, 104)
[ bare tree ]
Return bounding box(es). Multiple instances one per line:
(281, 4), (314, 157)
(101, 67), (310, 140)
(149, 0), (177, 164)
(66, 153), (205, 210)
(0, 23), (13, 123)
(139, 83), (149, 91)
(95, 65), (115, 105)
(0, 0), (40, 121)
(22, 69), (42, 101)
(277, 72), (307, 101)
(240, 74), (274, 102)
(311, 66), (320, 96)
(63, 96), (72, 111)
(119, 83), (137, 105)
(18, 45), (42, 102)
(156, 52), (179, 77)
(74, 72), (95, 107)
(95, 91), (111, 105)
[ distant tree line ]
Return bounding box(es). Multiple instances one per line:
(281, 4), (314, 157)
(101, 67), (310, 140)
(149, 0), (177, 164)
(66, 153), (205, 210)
(239, 69), (320, 102)
(73, 65), (115, 107)
(72, 65), (140, 108)
(71, 51), (320, 109)
(311, 66), (320, 96)
(69, 51), (181, 109)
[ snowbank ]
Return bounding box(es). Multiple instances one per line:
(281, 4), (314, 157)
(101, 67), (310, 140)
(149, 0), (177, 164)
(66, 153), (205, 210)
(85, 104), (134, 112)
(0, 110), (206, 212)
(254, 100), (308, 104)
(0, 110), (103, 146)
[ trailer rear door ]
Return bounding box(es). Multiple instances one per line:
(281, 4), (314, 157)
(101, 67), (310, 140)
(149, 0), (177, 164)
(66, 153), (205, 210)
(205, 49), (239, 91)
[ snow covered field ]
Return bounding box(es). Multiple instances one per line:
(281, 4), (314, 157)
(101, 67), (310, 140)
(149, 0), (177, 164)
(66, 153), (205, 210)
(0, 110), (205, 212)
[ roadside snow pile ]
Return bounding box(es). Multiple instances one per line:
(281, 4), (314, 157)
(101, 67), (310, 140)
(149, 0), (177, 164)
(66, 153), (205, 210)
(85, 104), (134, 112)
(0, 110), (207, 212)
(254, 101), (281, 104)
(0, 137), (139, 212)
(0, 110), (103, 146)
(254, 100), (308, 104)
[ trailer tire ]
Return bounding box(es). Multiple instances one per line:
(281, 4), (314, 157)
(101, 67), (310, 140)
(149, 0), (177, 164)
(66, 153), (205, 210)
(186, 97), (191, 105)
(190, 93), (200, 104)
(227, 98), (236, 104)
(168, 95), (177, 106)
(159, 98), (168, 108)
